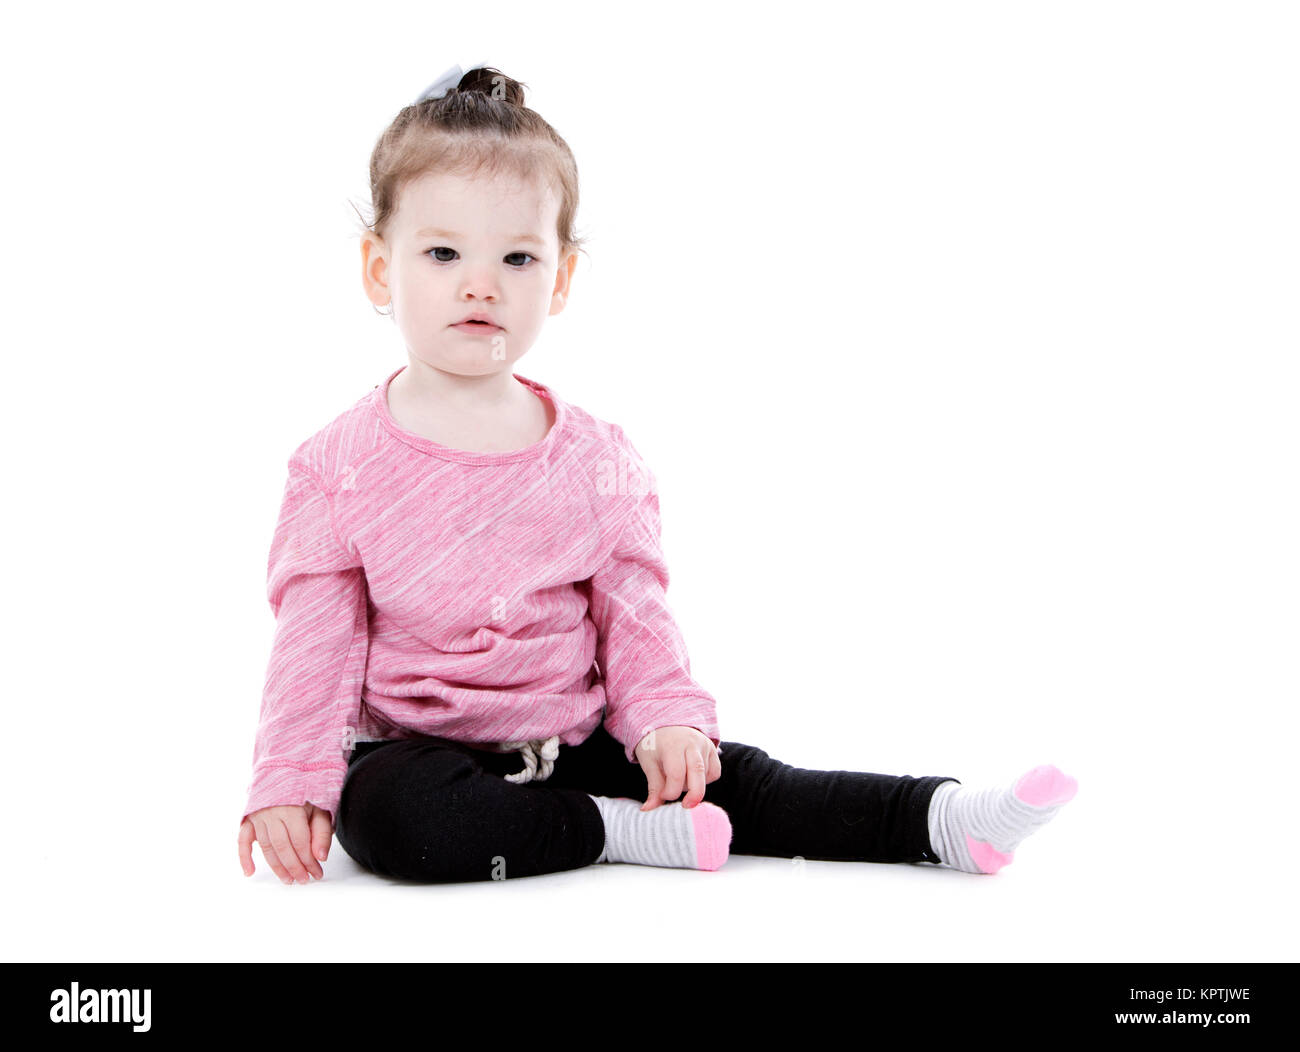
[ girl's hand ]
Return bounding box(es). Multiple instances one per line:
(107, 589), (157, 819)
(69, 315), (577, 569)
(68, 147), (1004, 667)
(633, 726), (721, 811)
(238, 804), (333, 884)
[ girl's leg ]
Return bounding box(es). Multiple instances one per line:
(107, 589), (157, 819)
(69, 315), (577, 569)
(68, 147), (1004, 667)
(550, 729), (1078, 871)
(335, 737), (606, 883)
(543, 725), (954, 864)
(618, 732), (1078, 872)
(711, 742), (956, 864)
(336, 728), (1075, 879)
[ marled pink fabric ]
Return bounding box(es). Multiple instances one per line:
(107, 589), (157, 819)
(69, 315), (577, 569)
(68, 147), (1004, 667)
(241, 366), (721, 826)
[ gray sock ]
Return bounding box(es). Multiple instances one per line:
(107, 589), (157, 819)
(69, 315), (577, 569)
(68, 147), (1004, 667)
(588, 795), (732, 870)
(926, 765), (1078, 874)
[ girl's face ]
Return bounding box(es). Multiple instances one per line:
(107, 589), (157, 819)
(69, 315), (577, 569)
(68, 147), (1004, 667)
(362, 168), (575, 379)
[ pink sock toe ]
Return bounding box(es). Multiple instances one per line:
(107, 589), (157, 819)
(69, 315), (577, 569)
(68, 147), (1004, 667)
(965, 833), (1014, 874)
(690, 802), (732, 871)
(1014, 765), (1078, 807)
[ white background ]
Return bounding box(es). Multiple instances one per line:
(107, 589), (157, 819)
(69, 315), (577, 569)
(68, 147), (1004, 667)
(2, 0), (1295, 963)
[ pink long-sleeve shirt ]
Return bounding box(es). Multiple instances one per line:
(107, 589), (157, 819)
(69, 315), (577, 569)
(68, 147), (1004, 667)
(241, 365), (721, 827)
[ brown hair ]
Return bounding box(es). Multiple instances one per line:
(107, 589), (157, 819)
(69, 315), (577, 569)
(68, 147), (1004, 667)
(355, 66), (587, 293)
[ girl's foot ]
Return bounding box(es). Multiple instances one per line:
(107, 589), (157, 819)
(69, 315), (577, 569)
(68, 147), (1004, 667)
(926, 765), (1077, 874)
(588, 795), (732, 870)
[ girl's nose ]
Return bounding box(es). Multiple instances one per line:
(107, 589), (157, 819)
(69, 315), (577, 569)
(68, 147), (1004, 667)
(459, 268), (500, 300)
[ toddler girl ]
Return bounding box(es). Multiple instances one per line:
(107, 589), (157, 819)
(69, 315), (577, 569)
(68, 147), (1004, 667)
(236, 64), (1076, 886)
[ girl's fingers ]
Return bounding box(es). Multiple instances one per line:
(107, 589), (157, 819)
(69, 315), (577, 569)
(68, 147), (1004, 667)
(254, 819), (292, 885)
(658, 747), (687, 806)
(288, 817), (324, 881)
(267, 818), (311, 885)
(310, 809), (332, 863)
(641, 759), (665, 810)
(682, 747), (709, 807)
(237, 820), (255, 875)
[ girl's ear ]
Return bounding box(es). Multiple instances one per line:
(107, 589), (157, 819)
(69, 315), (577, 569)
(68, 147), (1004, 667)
(549, 251), (578, 315)
(360, 231), (392, 309)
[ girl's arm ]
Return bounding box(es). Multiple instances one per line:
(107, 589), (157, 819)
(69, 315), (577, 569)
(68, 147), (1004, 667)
(241, 458), (370, 828)
(587, 430), (721, 764)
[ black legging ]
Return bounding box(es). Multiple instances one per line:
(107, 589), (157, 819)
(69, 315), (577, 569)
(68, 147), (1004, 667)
(334, 724), (957, 883)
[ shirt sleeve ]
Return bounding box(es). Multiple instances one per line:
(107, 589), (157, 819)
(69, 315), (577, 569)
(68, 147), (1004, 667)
(241, 457), (369, 828)
(587, 430), (721, 763)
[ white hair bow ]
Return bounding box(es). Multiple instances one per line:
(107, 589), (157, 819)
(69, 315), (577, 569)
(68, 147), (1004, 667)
(415, 60), (490, 104)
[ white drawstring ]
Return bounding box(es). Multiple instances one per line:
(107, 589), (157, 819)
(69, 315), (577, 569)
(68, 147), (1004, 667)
(496, 735), (561, 784)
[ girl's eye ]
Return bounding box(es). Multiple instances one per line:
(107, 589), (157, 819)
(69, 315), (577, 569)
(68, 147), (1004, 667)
(426, 247), (536, 267)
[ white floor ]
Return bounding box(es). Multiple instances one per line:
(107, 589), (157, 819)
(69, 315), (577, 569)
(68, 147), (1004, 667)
(9, 755), (1293, 964)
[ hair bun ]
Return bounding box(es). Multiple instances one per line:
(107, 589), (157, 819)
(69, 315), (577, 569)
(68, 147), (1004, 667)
(456, 66), (527, 107)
